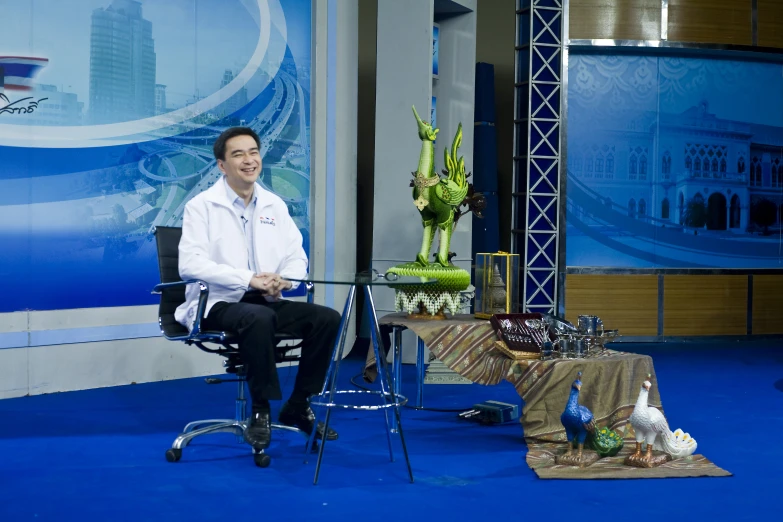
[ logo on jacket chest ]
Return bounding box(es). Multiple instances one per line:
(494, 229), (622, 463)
(259, 216), (276, 226)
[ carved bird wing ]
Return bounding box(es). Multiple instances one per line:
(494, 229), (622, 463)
(577, 405), (595, 432)
(435, 178), (469, 206)
(647, 406), (670, 434)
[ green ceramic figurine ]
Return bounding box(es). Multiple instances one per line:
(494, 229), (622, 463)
(387, 106), (474, 317)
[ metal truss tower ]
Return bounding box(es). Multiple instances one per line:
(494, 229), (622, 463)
(512, 0), (566, 314)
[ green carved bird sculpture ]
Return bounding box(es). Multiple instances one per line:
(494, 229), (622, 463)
(385, 106), (474, 316)
(410, 106), (469, 267)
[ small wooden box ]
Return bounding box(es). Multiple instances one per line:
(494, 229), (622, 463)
(490, 313), (555, 354)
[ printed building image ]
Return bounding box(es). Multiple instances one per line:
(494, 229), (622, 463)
(568, 101), (783, 237)
(26, 85), (84, 126)
(89, 0), (156, 123)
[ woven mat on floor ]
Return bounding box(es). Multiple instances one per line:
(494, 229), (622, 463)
(525, 440), (732, 480)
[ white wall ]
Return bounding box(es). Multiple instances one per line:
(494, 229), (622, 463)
(371, 0), (436, 314)
(0, 306), (221, 399)
(370, 0), (476, 360)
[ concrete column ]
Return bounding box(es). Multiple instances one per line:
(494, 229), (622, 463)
(310, 0), (358, 339)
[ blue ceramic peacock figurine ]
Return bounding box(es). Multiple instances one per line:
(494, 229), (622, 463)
(558, 372), (624, 466)
(560, 372), (596, 463)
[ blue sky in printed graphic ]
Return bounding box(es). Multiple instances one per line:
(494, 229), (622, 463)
(0, 0), (311, 117)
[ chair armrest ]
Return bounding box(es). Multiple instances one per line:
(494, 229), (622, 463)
(305, 282), (315, 304)
(152, 279), (210, 337)
(152, 279), (207, 294)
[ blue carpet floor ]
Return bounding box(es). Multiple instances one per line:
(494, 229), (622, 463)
(0, 340), (781, 521)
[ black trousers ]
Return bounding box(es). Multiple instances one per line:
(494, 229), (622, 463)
(203, 293), (342, 405)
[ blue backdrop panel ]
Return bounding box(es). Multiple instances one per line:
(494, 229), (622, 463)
(0, 0), (313, 312)
(566, 54), (783, 269)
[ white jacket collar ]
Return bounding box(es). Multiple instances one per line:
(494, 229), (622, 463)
(204, 176), (276, 210)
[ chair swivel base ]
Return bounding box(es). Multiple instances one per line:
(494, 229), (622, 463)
(164, 418), (310, 468)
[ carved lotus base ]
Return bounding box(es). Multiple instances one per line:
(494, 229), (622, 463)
(555, 450), (600, 468)
(408, 304), (447, 320)
(624, 450), (672, 468)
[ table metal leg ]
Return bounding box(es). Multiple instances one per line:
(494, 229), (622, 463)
(308, 285), (356, 485)
(364, 287), (414, 483)
(390, 326), (402, 433)
(393, 327), (403, 394)
(416, 337), (425, 409)
(365, 288), (395, 462)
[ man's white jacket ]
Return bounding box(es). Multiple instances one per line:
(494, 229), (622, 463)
(174, 179), (308, 332)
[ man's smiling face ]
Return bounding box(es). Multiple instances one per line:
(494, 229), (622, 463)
(218, 134), (262, 187)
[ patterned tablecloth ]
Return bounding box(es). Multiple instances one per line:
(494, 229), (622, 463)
(365, 313), (731, 479)
(367, 313), (662, 442)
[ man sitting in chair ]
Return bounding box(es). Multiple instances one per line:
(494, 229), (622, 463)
(175, 126), (341, 451)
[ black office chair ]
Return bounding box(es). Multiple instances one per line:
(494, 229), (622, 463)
(152, 226), (313, 468)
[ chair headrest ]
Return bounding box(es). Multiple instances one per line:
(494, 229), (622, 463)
(154, 226), (182, 260)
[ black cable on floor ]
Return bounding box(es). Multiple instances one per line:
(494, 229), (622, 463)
(349, 372), (471, 413)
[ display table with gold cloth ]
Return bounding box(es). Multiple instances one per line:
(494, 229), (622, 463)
(366, 313), (731, 479)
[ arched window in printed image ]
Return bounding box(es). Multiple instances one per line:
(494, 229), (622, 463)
(751, 157), (762, 186)
(605, 152), (614, 178)
(595, 153), (604, 178)
(661, 151), (671, 178)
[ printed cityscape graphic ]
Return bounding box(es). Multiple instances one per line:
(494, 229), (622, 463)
(0, 0), (312, 312)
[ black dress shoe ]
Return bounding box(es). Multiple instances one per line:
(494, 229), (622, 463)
(245, 409), (272, 449)
(278, 402), (339, 441)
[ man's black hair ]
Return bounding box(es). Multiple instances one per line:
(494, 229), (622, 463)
(213, 127), (261, 161)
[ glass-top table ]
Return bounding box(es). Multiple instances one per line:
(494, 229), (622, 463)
(285, 271), (437, 286)
(284, 271), (438, 485)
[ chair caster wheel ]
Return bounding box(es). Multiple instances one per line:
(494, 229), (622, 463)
(254, 452), (271, 468)
(165, 448), (182, 462)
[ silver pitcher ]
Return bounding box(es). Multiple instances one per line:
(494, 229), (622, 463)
(577, 315), (604, 336)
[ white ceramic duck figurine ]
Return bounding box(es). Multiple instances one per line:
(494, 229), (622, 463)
(628, 374), (697, 463)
